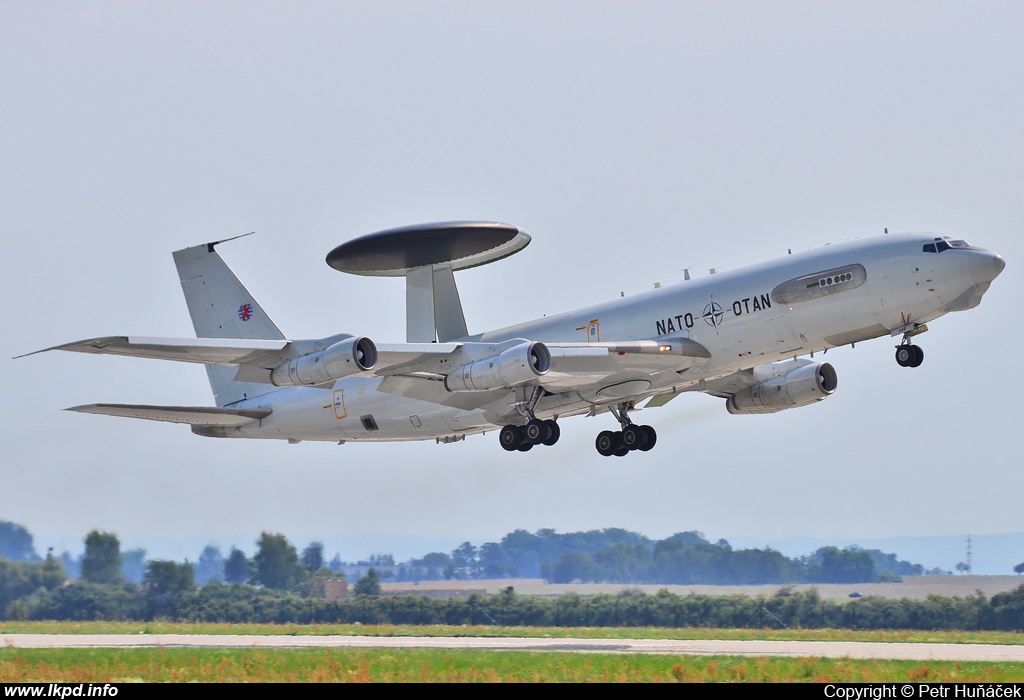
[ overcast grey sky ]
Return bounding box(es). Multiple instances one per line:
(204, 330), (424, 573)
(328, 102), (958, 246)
(2, 2), (1021, 568)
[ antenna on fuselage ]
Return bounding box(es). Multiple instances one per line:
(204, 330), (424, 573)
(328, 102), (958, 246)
(683, 268), (690, 281)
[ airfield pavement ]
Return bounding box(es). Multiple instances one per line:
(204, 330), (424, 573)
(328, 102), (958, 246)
(5, 576), (1022, 663)
(3, 635), (1024, 662)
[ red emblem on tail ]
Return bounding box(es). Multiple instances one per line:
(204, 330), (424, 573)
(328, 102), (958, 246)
(238, 303), (254, 321)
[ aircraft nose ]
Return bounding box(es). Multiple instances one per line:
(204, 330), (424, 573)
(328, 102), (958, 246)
(992, 253), (1006, 278)
(972, 250), (1006, 284)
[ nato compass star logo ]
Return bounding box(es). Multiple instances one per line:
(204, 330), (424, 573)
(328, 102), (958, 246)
(702, 300), (724, 330)
(238, 303), (254, 321)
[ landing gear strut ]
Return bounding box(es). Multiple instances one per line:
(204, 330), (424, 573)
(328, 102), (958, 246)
(594, 402), (657, 457)
(498, 387), (561, 452)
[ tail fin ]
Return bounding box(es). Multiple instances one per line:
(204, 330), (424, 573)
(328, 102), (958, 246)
(173, 235), (285, 406)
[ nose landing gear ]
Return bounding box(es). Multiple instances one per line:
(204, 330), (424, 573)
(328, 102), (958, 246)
(895, 344), (924, 368)
(894, 322), (928, 368)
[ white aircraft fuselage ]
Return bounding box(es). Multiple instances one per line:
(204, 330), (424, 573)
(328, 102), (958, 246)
(191, 231), (1003, 445)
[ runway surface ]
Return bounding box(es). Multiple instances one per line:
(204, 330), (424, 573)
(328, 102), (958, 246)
(3, 635), (1024, 661)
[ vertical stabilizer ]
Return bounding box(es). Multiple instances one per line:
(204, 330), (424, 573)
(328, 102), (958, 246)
(172, 238), (285, 406)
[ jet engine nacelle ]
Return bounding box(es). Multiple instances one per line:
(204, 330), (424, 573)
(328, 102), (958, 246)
(726, 361), (837, 415)
(270, 336), (377, 387)
(444, 341), (551, 392)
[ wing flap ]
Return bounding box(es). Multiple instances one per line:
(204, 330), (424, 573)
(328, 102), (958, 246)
(67, 403), (272, 426)
(643, 391), (682, 408)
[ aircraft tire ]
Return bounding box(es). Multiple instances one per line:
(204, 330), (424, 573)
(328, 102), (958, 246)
(499, 424), (522, 451)
(525, 418), (550, 445)
(542, 420), (560, 446)
(517, 441), (534, 452)
(595, 430), (618, 456)
(895, 346), (911, 367)
(909, 345), (924, 367)
(622, 424), (644, 450)
(638, 425), (657, 451)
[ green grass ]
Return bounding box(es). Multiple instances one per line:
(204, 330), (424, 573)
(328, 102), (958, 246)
(1, 620), (1022, 645)
(2, 647), (1024, 682)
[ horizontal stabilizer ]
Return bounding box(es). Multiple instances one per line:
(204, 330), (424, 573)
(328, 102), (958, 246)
(21, 336), (290, 366)
(67, 403), (272, 426)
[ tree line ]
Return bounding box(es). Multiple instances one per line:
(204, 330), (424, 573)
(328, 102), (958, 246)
(4, 560), (1024, 631)
(406, 529), (934, 584)
(3, 520), (1024, 630)
(1, 520), (946, 589)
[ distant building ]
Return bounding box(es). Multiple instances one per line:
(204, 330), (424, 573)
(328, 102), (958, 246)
(324, 578), (349, 601)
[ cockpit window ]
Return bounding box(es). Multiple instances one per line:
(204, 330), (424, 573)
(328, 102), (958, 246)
(926, 236), (975, 253)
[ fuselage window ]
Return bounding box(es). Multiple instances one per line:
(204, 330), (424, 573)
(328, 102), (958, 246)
(923, 243), (937, 253)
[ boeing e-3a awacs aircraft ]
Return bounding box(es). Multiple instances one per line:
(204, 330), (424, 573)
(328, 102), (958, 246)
(25, 222), (1005, 456)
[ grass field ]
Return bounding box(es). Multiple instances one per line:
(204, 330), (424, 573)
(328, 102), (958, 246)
(2, 647), (1024, 682)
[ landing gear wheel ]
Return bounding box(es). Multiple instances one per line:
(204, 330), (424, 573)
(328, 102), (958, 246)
(909, 345), (924, 368)
(524, 418), (550, 445)
(611, 431), (628, 456)
(499, 425), (523, 451)
(895, 345), (913, 367)
(542, 420), (560, 446)
(622, 424), (645, 451)
(596, 430), (618, 457)
(517, 441), (534, 452)
(638, 425), (657, 452)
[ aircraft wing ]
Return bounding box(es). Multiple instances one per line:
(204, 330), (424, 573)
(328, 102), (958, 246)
(372, 342), (464, 374)
(20, 336), (290, 366)
(68, 403), (272, 426)
(27, 334), (711, 408)
(374, 337), (711, 407)
(542, 338), (710, 390)
(374, 338), (710, 380)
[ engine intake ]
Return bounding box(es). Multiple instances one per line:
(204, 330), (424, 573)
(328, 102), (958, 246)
(270, 336), (377, 387)
(445, 341), (551, 392)
(727, 361), (837, 415)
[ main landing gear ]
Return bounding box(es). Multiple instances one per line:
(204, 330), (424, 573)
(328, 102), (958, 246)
(498, 386), (560, 452)
(595, 402), (657, 457)
(499, 419), (561, 452)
